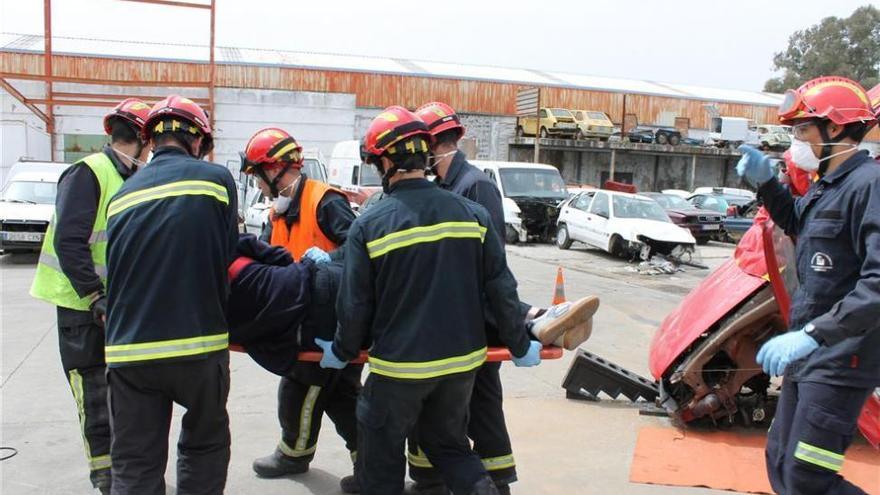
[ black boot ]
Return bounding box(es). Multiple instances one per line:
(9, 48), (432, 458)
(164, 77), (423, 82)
(340, 473), (360, 493)
(404, 481), (450, 495)
(469, 476), (500, 495)
(251, 448), (309, 478)
(94, 468), (111, 495)
(495, 484), (511, 495)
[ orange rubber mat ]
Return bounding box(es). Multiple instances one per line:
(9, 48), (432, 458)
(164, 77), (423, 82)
(629, 426), (880, 494)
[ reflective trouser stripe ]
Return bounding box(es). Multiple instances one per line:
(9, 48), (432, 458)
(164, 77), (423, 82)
(278, 385), (322, 458)
(69, 370), (110, 471)
(366, 221), (487, 259)
(408, 449), (433, 468)
(88, 230), (107, 243)
(368, 347), (487, 380)
(39, 252), (107, 279)
(108, 180), (229, 218)
(794, 441), (845, 472)
(482, 454), (516, 471)
(350, 450), (357, 464)
(105, 333), (228, 364)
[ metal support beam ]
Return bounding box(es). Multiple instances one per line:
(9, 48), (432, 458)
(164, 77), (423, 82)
(609, 149), (616, 182)
(689, 154), (697, 191)
(44, 0), (56, 161)
(0, 78), (51, 124)
(120, 0), (211, 9)
(0, 72), (212, 88)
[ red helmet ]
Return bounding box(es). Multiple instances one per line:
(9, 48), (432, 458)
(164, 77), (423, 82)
(363, 106), (432, 164)
(103, 98), (151, 135)
(783, 149), (814, 197)
(241, 128), (303, 174)
(778, 76), (876, 126)
(868, 84), (880, 120)
(143, 95), (214, 156)
(415, 101), (465, 140)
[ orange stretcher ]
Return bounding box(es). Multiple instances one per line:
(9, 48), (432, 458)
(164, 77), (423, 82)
(229, 344), (563, 363)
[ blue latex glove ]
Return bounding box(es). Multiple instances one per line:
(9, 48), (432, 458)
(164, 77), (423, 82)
(303, 247), (331, 265)
(314, 338), (348, 369)
(735, 145), (774, 187)
(511, 341), (542, 368)
(755, 328), (820, 377)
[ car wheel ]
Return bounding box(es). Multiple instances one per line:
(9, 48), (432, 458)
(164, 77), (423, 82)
(505, 225), (519, 245)
(696, 236), (710, 246)
(669, 135), (681, 146)
(556, 224), (573, 250)
(540, 127), (548, 138)
(609, 235), (626, 257)
(516, 126), (524, 138)
(656, 133), (668, 145)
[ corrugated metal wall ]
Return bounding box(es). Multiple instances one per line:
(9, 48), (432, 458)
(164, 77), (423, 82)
(2, 52), (878, 141)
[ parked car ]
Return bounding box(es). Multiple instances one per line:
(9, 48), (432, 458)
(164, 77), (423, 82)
(611, 127), (655, 143)
(654, 128), (682, 146)
(556, 189), (696, 260)
(681, 137), (704, 146)
(722, 199), (760, 243)
(639, 192), (723, 245)
(328, 140), (382, 210)
(692, 187), (755, 200)
(471, 160), (568, 243)
(753, 124), (792, 151)
(516, 108), (579, 139)
(570, 110), (614, 141)
(687, 191), (754, 217)
(0, 161), (69, 253)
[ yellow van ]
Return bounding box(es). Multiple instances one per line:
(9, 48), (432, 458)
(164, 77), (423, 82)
(516, 108), (579, 139)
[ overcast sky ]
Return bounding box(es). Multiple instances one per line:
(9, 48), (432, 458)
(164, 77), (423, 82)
(1, 0), (876, 92)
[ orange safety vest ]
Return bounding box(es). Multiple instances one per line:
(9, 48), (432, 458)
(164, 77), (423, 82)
(270, 179), (342, 260)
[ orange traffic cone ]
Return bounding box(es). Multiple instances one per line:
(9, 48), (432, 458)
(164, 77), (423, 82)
(552, 266), (566, 305)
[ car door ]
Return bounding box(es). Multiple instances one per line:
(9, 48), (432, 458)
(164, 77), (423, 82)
(584, 192), (611, 248)
(561, 192), (593, 241)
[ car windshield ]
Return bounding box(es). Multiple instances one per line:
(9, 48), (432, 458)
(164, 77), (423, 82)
(302, 159), (324, 182)
(499, 168), (567, 198)
(649, 194), (691, 209)
(359, 163), (382, 187)
(1, 180), (57, 205)
(613, 195), (670, 222)
(551, 109), (572, 118)
(724, 195), (752, 206)
(587, 112), (607, 120)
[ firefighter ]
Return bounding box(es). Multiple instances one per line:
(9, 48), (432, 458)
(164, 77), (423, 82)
(317, 106), (542, 495)
(29, 98), (151, 494)
(240, 128), (361, 492)
(104, 95), (238, 494)
(736, 76), (879, 494)
(410, 101), (599, 494)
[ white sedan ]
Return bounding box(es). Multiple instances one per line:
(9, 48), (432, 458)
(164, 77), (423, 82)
(556, 189), (697, 260)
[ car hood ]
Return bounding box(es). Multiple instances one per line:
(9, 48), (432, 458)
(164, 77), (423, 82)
(666, 207), (719, 218)
(0, 202), (54, 222)
(614, 218), (695, 243)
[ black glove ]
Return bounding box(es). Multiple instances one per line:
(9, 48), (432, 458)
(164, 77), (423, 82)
(90, 295), (108, 328)
(236, 233), (293, 266)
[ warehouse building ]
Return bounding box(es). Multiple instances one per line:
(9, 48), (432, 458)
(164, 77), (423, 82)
(2, 32), (878, 189)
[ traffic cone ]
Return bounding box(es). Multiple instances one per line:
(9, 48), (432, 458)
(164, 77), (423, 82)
(552, 266), (566, 305)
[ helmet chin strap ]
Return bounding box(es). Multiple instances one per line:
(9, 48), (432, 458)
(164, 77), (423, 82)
(815, 122), (856, 177)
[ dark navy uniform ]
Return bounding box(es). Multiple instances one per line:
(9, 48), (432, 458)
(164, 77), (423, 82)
(334, 178), (530, 495)
(409, 152), (530, 488)
(759, 150), (880, 494)
(105, 146), (239, 495)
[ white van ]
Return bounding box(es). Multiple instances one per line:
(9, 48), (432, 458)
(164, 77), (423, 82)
(470, 160), (568, 243)
(328, 140), (382, 209)
(0, 160), (69, 253)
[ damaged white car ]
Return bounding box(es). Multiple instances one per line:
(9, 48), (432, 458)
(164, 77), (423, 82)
(556, 189), (697, 260)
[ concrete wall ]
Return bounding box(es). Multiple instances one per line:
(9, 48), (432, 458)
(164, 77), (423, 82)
(1, 119), (52, 185)
(508, 146), (740, 192)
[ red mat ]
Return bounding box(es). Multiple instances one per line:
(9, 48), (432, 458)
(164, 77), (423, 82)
(630, 426), (880, 494)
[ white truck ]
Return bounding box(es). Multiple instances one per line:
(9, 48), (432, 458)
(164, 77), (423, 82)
(706, 117), (758, 149)
(0, 160), (69, 253)
(327, 140), (383, 210)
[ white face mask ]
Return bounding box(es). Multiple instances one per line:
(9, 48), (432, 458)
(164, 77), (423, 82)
(112, 147), (147, 170)
(273, 195), (292, 214)
(789, 138), (857, 173)
(428, 150), (457, 170)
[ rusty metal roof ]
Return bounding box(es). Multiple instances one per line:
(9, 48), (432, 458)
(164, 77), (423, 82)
(0, 32), (784, 107)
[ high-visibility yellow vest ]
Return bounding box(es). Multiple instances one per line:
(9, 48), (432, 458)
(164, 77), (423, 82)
(30, 152), (124, 311)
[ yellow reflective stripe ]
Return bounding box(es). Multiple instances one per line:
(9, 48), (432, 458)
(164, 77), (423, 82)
(107, 180), (228, 218)
(368, 347), (487, 380)
(482, 454), (515, 471)
(295, 386), (321, 452)
(105, 333), (228, 364)
(69, 370), (110, 471)
(794, 441), (845, 472)
(39, 252), (107, 278)
(88, 230), (107, 244)
(407, 450), (433, 468)
(278, 439), (317, 458)
(366, 221), (487, 259)
(89, 454), (112, 471)
(350, 450), (357, 463)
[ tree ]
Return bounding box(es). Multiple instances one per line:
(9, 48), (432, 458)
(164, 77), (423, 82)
(764, 5), (880, 93)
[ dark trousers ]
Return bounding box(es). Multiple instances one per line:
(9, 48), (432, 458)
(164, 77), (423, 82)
(409, 302), (531, 486)
(359, 372), (487, 495)
(107, 351), (231, 495)
(766, 377), (872, 495)
(57, 307), (112, 489)
(277, 363), (362, 462)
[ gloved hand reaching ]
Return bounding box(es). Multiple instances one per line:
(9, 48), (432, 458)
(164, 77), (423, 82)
(314, 338), (348, 369)
(756, 327), (820, 377)
(303, 247), (331, 265)
(736, 145), (774, 187)
(90, 294), (108, 328)
(511, 341), (542, 368)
